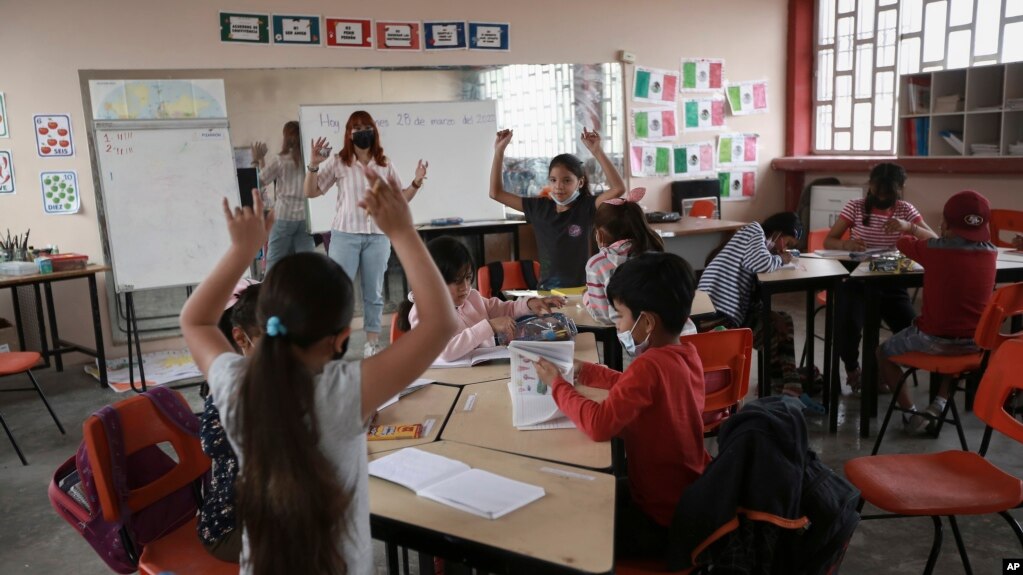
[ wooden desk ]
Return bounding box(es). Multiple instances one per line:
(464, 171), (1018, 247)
(369, 441), (615, 575)
(367, 384), (461, 455)
(441, 380), (611, 470)
(652, 217), (747, 271)
(0, 264), (109, 388)
(757, 258), (849, 432)
(423, 332), (598, 386)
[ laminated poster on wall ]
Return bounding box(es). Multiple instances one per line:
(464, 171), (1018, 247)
(630, 144), (672, 178)
(631, 107), (677, 141)
(0, 150), (14, 194)
(271, 14), (321, 46)
(40, 171), (79, 215)
(326, 17), (374, 48)
(718, 169), (756, 201)
(633, 66), (679, 104)
(680, 58), (724, 92)
(716, 133), (759, 167)
(219, 12), (270, 44)
(681, 97), (726, 132)
(376, 21), (422, 51)
(672, 142), (715, 178)
(89, 80), (227, 121)
(468, 22), (510, 51)
(725, 80), (769, 116)
(0, 92), (8, 138)
(424, 21), (467, 50)
(34, 114), (73, 157)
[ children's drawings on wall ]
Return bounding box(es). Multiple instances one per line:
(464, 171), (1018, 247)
(633, 66), (679, 104)
(672, 142), (715, 178)
(630, 144), (672, 177)
(718, 169), (756, 201)
(681, 98), (726, 132)
(632, 107), (677, 141)
(726, 80), (769, 115)
(680, 58), (724, 92)
(716, 133), (759, 167)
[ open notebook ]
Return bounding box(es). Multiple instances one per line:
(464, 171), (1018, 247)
(430, 346), (510, 368)
(368, 447), (545, 519)
(507, 340), (576, 430)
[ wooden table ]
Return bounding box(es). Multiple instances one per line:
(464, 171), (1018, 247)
(0, 264), (109, 388)
(652, 217), (747, 271)
(367, 384), (461, 455)
(757, 258), (850, 432)
(441, 380), (611, 470)
(369, 441), (615, 575)
(423, 332), (598, 386)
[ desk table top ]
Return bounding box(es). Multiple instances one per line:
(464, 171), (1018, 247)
(0, 263), (109, 287)
(422, 332), (598, 386)
(367, 384), (461, 455)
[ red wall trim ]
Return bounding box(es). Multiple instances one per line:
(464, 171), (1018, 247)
(772, 156), (1023, 175)
(786, 0), (815, 157)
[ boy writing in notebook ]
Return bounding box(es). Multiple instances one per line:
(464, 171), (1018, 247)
(532, 252), (709, 562)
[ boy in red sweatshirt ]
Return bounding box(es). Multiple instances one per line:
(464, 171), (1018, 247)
(533, 252), (709, 561)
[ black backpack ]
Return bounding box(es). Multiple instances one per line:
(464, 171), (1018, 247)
(486, 260), (539, 301)
(793, 451), (861, 575)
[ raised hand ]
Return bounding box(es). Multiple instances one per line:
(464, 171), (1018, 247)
(580, 128), (602, 153)
(495, 129), (514, 151)
(309, 137), (332, 167)
(359, 165), (412, 236)
(414, 159), (429, 186)
(222, 188), (274, 256)
(250, 141), (268, 163)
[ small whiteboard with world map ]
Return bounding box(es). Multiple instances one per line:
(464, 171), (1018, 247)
(89, 79), (227, 120)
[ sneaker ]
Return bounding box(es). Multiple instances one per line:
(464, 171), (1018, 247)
(921, 398), (946, 434)
(846, 368), (862, 396)
(363, 341), (384, 358)
(904, 399), (946, 435)
(904, 411), (930, 434)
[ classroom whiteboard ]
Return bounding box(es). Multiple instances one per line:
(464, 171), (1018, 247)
(94, 120), (240, 292)
(300, 101), (505, 229)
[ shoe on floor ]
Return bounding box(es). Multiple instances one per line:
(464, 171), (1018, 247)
(846, 368), (862, 396)
(903, 399), (945, 435)
(363, 341), (385, 358)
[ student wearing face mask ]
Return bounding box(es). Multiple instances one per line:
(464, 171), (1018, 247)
(823, 162), (935, 395)
(489, 127), (626, 290)
(304, 111), (429, 357)
(531, 252), (708, 565)
(251, 121), (314, 270)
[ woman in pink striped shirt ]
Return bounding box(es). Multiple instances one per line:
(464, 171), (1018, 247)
(304, 111), (428, 357)
(252, 121), (314, 271)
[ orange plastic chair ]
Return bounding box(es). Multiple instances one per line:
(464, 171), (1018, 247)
(84, 390), (238, 575)
(872, 282), (1023, 455)
(990, 208), (1023, 248)
(845, 339), (1023, 575)
(688, 199), (716, 219)
(0, 351), (64, 465)
(389, 313), (407, 344)
(683, 329), (753, 436)
(477, 260), (541, 299)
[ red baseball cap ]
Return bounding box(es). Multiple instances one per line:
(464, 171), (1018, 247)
(943, 190), (990, 243)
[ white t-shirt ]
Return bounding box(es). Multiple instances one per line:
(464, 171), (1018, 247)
(208, 353), (373, 575)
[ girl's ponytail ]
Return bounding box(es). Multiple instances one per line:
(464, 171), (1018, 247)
(593, 201), (664, 254)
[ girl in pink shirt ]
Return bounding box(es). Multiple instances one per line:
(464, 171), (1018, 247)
(400, 236), (564, 362)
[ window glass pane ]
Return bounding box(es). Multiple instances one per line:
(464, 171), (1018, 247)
(835, 131), (852, 150)
(818, 49), (835, 100)
(838, 0), (855, 14)
(1007, 0), (1023, 18)
(816, 105), (834, 150)
(858, 0), (876, 39)
(856, 44), (875, 97)
(877, 9), (898, 67)
(874, 131), (893, 151)
(975, 0), (1001, 56)
(837, 17), (855, 70)
(853, 103), (873, 150)
(1003, 21), (1023, 62)
(947, 29), (972, 68)
(874, 71), (895, 126)
(836, 75), (853, 127)
(949, 0), (974, 26)
(923, 1), (949, 63)
(878, 0), (897, 5)
(819, 0), (837, 44)
(902, 0), (923, 33)
(900, 37), (922, 74)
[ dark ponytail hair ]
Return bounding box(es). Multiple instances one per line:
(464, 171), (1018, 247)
(236, 252), (354, 575)
(593, 201), (664, 254)
(762, 211), (804, 241)
(549, 154), (591, 196)
(863, 162), (907, 226)
(397, 236), (473, 332)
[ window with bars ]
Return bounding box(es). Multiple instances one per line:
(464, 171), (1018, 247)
(814, 0), (1023, 154)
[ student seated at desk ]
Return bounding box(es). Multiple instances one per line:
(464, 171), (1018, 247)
(532, 252), (709, 562)
(878, 190), (996, 433)
(400, 236), (564, 362)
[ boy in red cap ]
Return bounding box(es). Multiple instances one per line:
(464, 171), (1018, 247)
(877, 190), (997, 433)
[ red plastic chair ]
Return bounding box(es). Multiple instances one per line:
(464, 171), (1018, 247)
(477, 260), (541, 298)
(990, 209), (1023, 248)
(688, 199), (716, 219)
(683, 329), (753, 436)
(84, 390), (238, 575)
(845, 339), (1023, 575)
(0, 351), (64, 465)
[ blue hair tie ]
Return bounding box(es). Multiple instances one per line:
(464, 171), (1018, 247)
(266, 316), (288, 337)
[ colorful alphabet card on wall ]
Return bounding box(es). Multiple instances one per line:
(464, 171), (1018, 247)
(469, 22), (510, 50)
(326, 18), (373, 48)
(0, 151), (14, 194)
(272, 14), (321, 46)
(632, 107), (677, 141)
(672, 142), (715, 178)
(680, 58), (724, 91)
(726, 80), (769, 115)
(376, 21), (421, 50)
(219, 12), (270, 44)
(717, 133), (759, 166)
(0, 93), (8, 138)
(40, 171), (80, 214)
(682, 98), (726, 132)
(630, 144), (672, 177)
(34, 115), (74, 157)
(633, 66), (679, 104)
(424, 21), (467, 50)
(718, 169), (756, 201)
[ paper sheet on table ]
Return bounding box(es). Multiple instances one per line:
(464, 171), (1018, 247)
(419, 468), (546, 520)
(368, 447), (469, 492)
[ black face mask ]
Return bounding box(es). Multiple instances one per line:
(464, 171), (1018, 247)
(352, 131), (375, 150)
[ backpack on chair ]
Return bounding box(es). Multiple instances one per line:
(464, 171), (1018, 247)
(48, 387), (206, 574)
(484, 260), (540, 301)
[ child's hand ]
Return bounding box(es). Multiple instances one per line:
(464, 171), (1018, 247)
(489, 316), (516, 341)
(495, 129), (513, 151)
(222, 189), (274, 256)
(527, 296), (566, 315)
(413, 159), (429, 187)
(573, 359), (586, 378)
(309, 137), (332, 167)
(580, 128), (602, 153)
(533, 358), (563, 387)
(883, 218), (912, 234)
(360, 166), (412, 236)
(250, 141), (268, 163)
(779, 251), (793, 264)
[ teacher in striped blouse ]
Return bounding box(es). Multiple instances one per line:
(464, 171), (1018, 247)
(304, 110), (428, 358)
(252, 121), (314, 271)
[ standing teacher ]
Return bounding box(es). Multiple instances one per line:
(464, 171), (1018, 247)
(304, 111), (428, 357)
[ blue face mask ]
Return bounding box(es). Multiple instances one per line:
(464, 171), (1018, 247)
(617, 313), (651, 357)
(552, 189), (581, 206)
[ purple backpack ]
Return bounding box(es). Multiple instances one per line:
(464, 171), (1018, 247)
(48, 387), (205, 574)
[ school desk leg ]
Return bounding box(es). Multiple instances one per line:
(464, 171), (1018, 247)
(758, 288), (773, 398)
(9, 287), (27, 352)
(824, 283), (837, 433)
(88, 274), (107, 389)
(511, 226), (520, 261)
(804, 288), (815, 388)
(32, 283), (51, 370)
(43, 282), (63, 372)
(860, 285), (882, 438)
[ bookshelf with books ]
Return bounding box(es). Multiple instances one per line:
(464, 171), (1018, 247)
(899, 63), (1023, 157)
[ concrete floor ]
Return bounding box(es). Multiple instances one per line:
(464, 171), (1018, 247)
(1, 292), (1020, 574)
